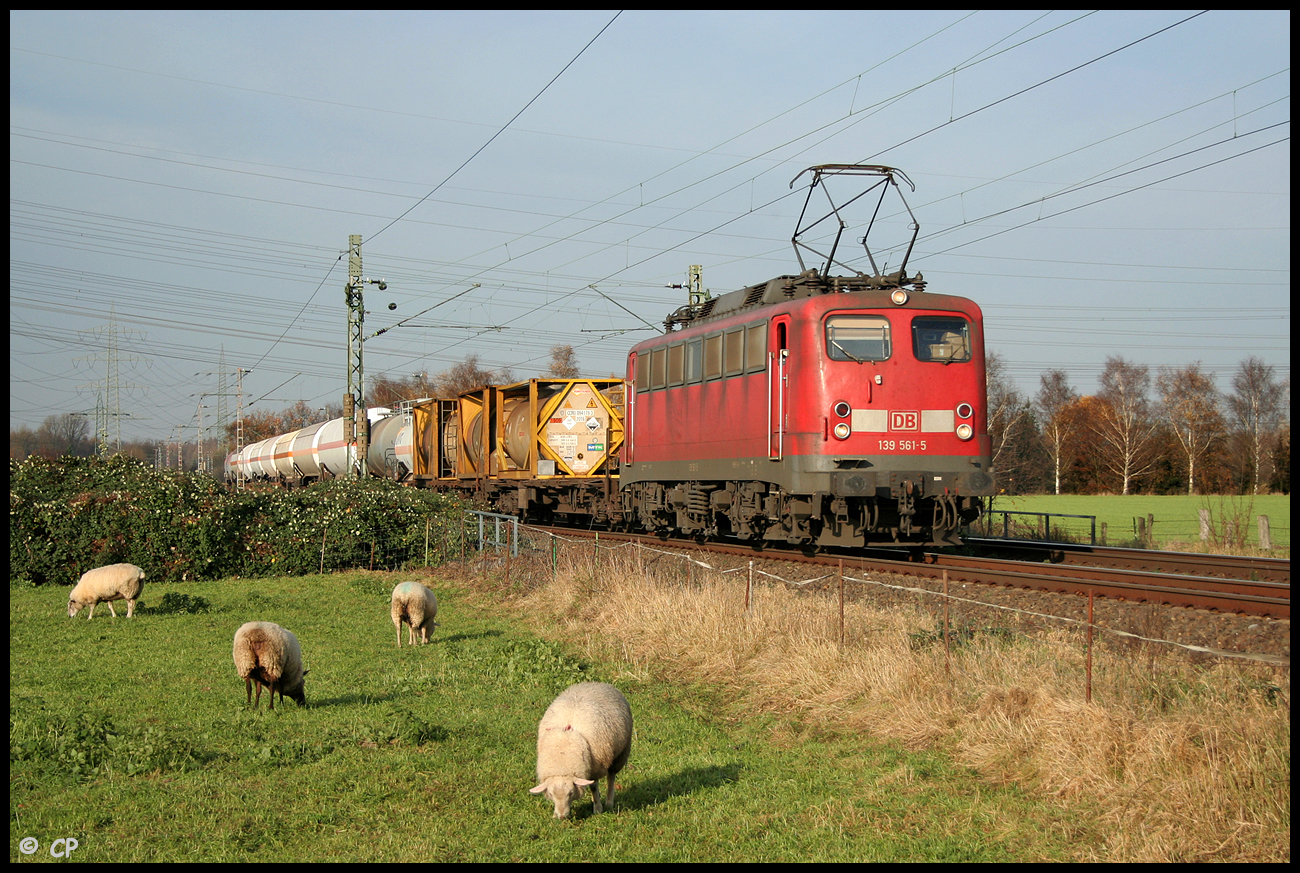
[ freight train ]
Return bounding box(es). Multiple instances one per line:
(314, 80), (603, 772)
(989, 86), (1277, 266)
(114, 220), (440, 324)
(225, 165), (996, 547)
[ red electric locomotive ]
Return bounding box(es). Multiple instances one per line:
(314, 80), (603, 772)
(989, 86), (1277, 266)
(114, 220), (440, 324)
(620, 165), (995, 547)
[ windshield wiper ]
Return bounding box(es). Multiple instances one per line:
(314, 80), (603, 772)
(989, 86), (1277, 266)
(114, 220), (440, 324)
(830, 339), (865, 364)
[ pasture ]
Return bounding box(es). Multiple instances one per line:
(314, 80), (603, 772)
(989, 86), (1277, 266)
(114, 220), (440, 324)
(983, 493), (1290, 551)
(10, 571), (1082, 863)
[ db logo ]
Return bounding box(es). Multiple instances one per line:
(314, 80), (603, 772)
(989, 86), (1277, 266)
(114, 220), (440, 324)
(889, 411), (919, 432)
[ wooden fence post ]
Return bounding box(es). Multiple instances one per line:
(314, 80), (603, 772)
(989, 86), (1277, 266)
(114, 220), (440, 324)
(943, 569), (951, 676)
(1085, 589), (1094, 704)
(838, 558), (844, 650)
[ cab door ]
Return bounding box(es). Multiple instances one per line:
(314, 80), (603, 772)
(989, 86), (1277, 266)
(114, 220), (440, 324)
(768, 316), (790, 460)
(624, 352), (637, 464)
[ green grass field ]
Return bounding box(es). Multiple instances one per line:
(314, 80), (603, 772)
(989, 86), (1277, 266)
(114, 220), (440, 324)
(10, 571), (1087, 862)
(982, 493), (1289, 551)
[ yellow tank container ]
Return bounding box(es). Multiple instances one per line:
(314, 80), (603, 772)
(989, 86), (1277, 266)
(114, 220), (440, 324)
(494, 379), (624, 478)
(412, 380), (625, 482)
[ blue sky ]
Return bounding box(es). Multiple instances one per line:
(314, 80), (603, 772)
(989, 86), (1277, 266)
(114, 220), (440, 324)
(10, 10), (1290, 446)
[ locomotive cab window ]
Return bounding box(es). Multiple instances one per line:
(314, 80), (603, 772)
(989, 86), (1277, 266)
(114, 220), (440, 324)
(912, 317), (971, 363)
(826, 315), (890, 362)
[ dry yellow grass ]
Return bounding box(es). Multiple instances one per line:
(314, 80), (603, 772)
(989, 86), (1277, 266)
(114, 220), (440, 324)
(457, 541), (1290, 862)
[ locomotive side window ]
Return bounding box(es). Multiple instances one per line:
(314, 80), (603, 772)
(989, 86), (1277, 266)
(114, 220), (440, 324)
(704, 333), (723, 380)
(724, 327), (745, 376)
(912, 317), (971, 363)
(668, 343), (685, 386)
(650, 346), (668, 389)
(686, 338), (703, 383)
(745, 322), (766, 372)
(826, 315), (891, 362)
(635, 352), (650, 393)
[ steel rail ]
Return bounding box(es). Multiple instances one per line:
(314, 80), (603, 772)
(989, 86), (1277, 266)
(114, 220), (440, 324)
(963, 537), (1290, 583)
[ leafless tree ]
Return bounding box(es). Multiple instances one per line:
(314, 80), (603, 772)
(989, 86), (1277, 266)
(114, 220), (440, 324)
(431, 354), (515, 397)
(36, 413), (93, 457)
(546, 345), (580, 378)
(1035, 369), (1078, 495)
(281, 399), (324, 430)
(10, 425), (40, 459)
(1227, 356), (1288, 494)
(985, 352), (1032, 491)
(1156, 363), (1224, 494)
(1093, 356), (1160, 495)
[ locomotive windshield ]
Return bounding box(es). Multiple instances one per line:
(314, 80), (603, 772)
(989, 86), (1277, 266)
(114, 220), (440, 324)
(826, 315), (890, 362)
(912, 317), (972, 363)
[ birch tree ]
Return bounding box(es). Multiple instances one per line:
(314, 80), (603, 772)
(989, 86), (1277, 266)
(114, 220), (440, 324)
(1227, 357), (1287, 494)
(1035, 369), (1078, 495)
(1156, 363), (1224, 494)
(546, 345), (580, 378)
(985, 352), (1032, 492)
(1094, 356), (1160, 495)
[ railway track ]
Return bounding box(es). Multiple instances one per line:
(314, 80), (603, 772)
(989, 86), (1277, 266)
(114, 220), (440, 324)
(963, 538), (1289, 583)
(533, 527), (1290, 620)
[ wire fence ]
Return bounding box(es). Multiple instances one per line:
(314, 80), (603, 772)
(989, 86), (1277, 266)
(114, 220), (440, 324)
(311, 511), (1287, 679)
(492, 523), (1289, 672)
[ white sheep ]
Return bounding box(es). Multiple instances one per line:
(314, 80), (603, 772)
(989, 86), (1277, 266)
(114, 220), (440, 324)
(390, 581), (439, 647)
(530, 681), (633, 818)
(67, 563), (146, 619)
(232, 621), (308, 710)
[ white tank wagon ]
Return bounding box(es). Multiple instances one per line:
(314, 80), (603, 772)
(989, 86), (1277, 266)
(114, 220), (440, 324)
(367, 408), (416, 481)
(224, 407), (400, 486)
(270, 430), (298, 480)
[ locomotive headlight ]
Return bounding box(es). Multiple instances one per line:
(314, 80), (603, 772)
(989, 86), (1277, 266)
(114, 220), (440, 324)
(956, 403), (973, 419)
(833, 401), (851, 418)
(956, 423), (974, 441)
(833, 422), (851, 440)
(890, 289), (909, 306)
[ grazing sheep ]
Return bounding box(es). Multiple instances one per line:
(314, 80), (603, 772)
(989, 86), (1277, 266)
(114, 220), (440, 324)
(390, 581), (439, 647)
(530, 682), (633, 819)
(232, 622), (308, 710)
(67, 563), (146, 619)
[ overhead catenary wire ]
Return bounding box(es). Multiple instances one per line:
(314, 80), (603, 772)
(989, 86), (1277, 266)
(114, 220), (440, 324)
(9, 11), (1287, 441)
